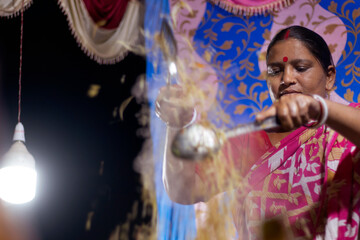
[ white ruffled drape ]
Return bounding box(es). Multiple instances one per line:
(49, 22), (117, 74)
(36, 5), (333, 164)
(0, 0), (32, 17)
(58, 0), (143, 64)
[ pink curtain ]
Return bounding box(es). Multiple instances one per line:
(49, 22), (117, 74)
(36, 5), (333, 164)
(82, 0), (130, 29)
(215, 0), (288, 7)
(208, 0), (294, 15)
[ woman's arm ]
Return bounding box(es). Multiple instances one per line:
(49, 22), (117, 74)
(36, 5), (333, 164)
(325, 100), (360, 147)
(256, 93), (360, 147)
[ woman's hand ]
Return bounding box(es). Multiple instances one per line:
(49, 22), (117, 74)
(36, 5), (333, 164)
(155, 84), (196, 128)
(256, 94), (322, 131)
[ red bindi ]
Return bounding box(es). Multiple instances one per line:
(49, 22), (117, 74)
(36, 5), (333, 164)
(283, 56), (288, 62)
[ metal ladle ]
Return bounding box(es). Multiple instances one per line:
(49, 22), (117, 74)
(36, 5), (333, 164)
(159, 19), (279, 160)
(171, 116), (280, 161)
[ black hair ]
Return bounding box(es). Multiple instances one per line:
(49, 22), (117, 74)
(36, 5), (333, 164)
(266, 26), (334, 73)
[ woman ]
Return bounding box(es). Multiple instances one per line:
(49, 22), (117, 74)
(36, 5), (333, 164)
(156, 26), (360, 239)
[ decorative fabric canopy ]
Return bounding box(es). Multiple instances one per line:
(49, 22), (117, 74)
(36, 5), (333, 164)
(208, 0), (295, 16)
(58, 0), (143, 64)
(0, 0), (142, 64)
(0, 0), (32, 17)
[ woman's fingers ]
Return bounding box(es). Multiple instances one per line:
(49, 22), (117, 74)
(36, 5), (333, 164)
(256, 105), (276, 123)
(287, 100), (303, 128)
(297, 97), (311, 125)
(257, 94), (322, 131)
(277, 100), (294, 130)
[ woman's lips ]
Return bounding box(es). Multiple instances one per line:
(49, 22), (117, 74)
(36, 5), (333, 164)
(279, 91), (301, 97)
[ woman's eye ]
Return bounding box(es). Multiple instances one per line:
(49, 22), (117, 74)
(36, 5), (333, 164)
(296, 66), (308, 72)
(267, 67), (281, 76)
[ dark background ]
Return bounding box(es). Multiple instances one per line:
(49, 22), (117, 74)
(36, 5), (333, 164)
(0, 0), (146, 239)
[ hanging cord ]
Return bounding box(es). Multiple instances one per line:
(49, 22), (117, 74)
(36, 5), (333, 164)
(18, 0), (24, 123)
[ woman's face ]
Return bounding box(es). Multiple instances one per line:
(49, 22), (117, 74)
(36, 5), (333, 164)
(266, 38), (335, 100)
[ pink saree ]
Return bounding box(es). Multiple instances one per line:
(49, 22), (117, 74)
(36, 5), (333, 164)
(231, 102), (360, 239)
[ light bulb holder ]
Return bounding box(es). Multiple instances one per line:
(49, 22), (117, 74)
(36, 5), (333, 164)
(13, 122), (25, 142)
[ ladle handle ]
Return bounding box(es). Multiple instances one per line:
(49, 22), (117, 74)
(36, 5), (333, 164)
(160, 19), (178, 63)
(225, 116), (280, 139)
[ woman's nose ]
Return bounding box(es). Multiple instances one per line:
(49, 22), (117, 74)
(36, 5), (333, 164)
(281, 66), (296, 85)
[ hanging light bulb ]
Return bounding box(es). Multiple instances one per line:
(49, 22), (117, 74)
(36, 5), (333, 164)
(0, 122), (37, 204)
(0, 1), (37, 205)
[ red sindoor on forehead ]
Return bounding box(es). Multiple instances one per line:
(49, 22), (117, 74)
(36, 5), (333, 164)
(284, 29), (290, 40)
(282, 30), (290, 63)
